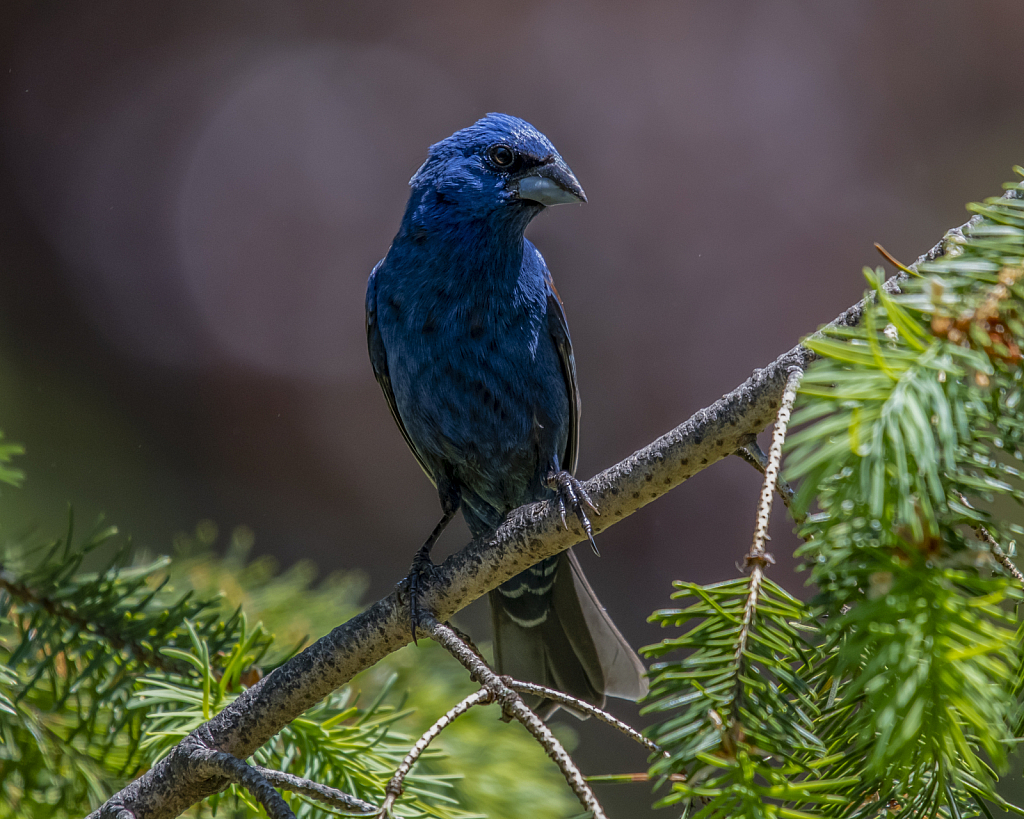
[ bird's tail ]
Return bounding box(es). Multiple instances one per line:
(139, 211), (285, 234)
(489, 550), (648, 719)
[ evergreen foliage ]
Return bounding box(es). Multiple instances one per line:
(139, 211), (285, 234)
(0, 514), (268, 817)
(0, 431), (23, 488)
(644, 578), (849, 817)
(0, 505), (572, 817)
(642, 172), (1024, 818)
(5, 173), (1024, 819)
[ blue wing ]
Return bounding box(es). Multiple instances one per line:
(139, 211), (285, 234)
(543, 266), (580, 476)
(366, 260), (436, 487)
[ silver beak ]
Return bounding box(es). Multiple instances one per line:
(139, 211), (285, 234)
(516, 159), (587, 206)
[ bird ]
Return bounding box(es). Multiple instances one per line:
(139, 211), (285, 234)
(366, 113), (647, 716)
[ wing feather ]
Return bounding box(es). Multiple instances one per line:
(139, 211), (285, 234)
(543, 270), (580, 476)
(366, 261), (436, 487)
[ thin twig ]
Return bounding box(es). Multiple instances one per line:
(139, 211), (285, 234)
(978, 526), (1024, 587)
(748, 367), (803, 564)
(424, 616), (608, 819)
(508, 681), (666, 757)
(87, 199), (1012, 819)
(735, 367), (802, 692)
(954, 491), (1024, 588)
(193, 746), (295, 819)
(251, 765), (376, 814)
(734, 442), (800, 520)
(377, 663), (664, 818)
(377, 689), (492, 818)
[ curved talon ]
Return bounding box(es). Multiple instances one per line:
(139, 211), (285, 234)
(545, 471), (601, 556)
(555, 494), (568, 528)
(576, 482), (600, 516)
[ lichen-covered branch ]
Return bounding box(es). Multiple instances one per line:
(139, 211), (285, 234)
(508, 681), (666, 757)
(86, 215), (972, 819)
(424, 617), (606, 819)
(251, 766), (376, 815)
(377, 688), (493, 818)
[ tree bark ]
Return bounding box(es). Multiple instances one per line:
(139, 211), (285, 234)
(87, 214), (970, 819)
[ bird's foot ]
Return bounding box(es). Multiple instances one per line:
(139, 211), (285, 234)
(403, 503), (458, 645)
(404, 548), (437, 645)
(545, 470), (600, 555)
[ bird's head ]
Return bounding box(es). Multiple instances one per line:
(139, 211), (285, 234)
(405, 113), (586, 231)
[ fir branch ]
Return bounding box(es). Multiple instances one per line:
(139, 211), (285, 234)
(131, 625), (469, 819)
(0, 566), (187, 677)
(642, 367), (835, 818)
(0, 517), (278, 817)
(507, 681), (665, 757)
(250, 766), (376, 815)
(378, 690), (493, 819)
(785, 172), (1024, 817)
(423, 616), (606, 819)
(86, 182), (1023, 819)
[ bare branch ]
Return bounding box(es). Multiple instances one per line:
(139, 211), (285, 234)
(507, 681), (666, 757)
(86, 214), (974, 819)
(251, 766), (376, 815)
(735, 441), (800, 520)
(424, 616), (607, 819)
(377, 689), (493, 818)
(977, 526), (1024, 588)
(377, 628), (662, 819)
(955, 490), (1024, 588)
(193, 746), (294, 819)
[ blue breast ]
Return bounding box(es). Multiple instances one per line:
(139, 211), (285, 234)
(374, 237), (569, 525)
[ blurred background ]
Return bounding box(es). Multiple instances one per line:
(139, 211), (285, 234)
(1, 1), (1023, 815)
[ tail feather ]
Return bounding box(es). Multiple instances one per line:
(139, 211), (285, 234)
(562, 550), (649, 701)
(489, 550), (648, 718)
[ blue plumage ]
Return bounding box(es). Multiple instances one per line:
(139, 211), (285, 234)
(367, 114), (646, 715)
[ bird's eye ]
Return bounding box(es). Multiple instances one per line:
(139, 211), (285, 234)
(487, 144), (516, 169)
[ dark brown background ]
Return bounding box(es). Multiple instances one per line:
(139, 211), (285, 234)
(2, 2), (1023, 816)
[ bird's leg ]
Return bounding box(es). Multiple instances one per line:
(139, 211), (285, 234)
(407, 486), (460, 644)
(544, 470), (600, 556)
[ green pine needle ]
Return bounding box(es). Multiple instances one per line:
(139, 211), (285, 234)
(642, 172), (1024, 819)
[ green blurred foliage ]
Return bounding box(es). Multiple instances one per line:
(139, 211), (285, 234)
(639, 175), (1024, 819)
(167, 520), (579, 818)
(0, 501), (576, 818)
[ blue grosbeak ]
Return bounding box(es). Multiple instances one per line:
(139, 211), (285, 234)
(366, 113), (646, 715)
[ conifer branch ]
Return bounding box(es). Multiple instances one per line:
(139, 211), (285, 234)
(423, 616), (606, 819)
(506, 681), (666, 757)
(0, 568), (188, 676)
(378, 689), (492, 818)
(86, 187), (1021, 819)
(784, 177), (1024, 817)
(250, 766), (377, 815)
